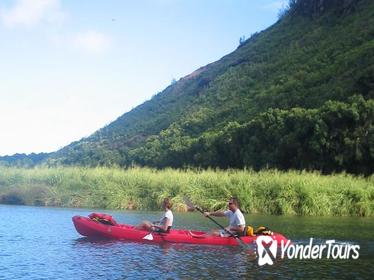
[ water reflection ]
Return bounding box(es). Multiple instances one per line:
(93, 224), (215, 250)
(71, 237), (262, 278)
(0, 205), (373, 279)
(70, 232), (373, 278)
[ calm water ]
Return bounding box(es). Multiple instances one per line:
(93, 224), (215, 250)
(0, 205), (373, 279)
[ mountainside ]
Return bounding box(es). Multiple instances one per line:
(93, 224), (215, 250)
(2, 0), (373, 174)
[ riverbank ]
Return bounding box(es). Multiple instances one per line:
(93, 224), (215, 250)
(0, 167), (372, 216)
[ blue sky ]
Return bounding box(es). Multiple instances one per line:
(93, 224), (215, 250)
(0, 0), (287, 156)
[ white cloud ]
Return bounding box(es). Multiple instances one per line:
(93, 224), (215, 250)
(262, 0), (289, 11)
(71, 31), (111, 54)
(50, 30), (112, 54)
(1, 0), (64, 27)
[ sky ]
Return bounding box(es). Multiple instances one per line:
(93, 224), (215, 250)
(0, 0), (288, 156)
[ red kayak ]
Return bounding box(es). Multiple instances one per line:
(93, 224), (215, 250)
(73, 213), (289, 246)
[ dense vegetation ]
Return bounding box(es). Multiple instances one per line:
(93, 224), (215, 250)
(1, 0), (373, 175)
(0, 167), (373, 216)
(0, 153), (50, 167)
(130, 96), (373, 175)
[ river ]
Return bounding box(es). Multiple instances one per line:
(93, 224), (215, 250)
(0, 205), (373, 279)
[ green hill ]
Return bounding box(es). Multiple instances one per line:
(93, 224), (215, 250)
(3, 0), (374, 174)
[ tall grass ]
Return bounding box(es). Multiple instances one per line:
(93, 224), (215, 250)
(0, 166), (373, 216)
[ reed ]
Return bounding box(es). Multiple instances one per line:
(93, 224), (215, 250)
(0, 166), (372, 216)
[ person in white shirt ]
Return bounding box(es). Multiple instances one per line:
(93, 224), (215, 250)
(204, 197), (246, 237)
(137, 197), (173, 233)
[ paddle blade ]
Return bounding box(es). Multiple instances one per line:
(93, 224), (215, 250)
(143, 233), (153, 240)
(183, 196), (196, 211)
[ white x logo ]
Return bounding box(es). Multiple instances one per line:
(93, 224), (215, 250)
(256, 236), (278, 266)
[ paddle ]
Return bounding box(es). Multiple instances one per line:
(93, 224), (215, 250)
(183, 197), (250, 249)
(142, 224), (164, 240)
(143, 232), (153, 240)
(138, 221), (156, 240)
(142, 221), (169, 241)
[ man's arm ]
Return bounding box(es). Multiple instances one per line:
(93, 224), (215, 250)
(204, 211), (225, 217)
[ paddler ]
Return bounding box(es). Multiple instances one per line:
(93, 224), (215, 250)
(204, 197), (246, 237)
(136, 197), (173, 233)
